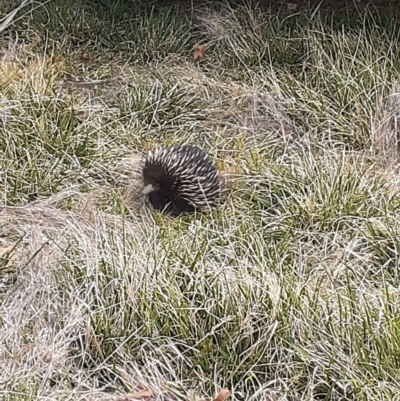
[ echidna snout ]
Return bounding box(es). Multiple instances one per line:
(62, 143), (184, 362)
(141, 144), (220, 216)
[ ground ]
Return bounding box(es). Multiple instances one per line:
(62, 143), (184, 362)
(1, 1), (400, 401)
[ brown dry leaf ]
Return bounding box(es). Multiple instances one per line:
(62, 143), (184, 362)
(193, 45), (206, 61)
(213, 389), (231, 401)
(287, 3), (298, 12)
(81, 51), (90, 61)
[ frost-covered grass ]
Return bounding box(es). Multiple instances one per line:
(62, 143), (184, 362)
(1, 1), (400, 400)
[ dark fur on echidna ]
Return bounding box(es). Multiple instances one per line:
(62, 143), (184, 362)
(141, 144), (221, 216)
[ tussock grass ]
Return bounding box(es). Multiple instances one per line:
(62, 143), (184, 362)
(1, 1), (400, 400)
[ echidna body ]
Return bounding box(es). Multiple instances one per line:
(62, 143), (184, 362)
(141, 144), (220, 215)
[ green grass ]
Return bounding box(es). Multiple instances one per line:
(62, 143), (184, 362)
(1, 0), (400, 400)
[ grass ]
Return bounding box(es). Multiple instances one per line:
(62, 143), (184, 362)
(1, 0), (400, 400)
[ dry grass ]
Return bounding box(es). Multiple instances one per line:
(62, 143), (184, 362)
(1, 1), (400, 400)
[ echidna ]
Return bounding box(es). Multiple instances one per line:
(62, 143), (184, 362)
(141, 144), (221, 216)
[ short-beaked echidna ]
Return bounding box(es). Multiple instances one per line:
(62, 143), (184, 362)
(141, 144), (220, 215)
